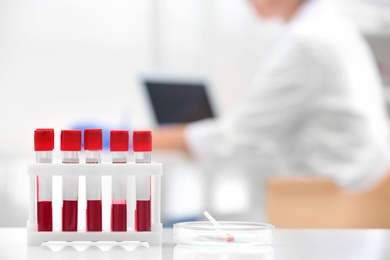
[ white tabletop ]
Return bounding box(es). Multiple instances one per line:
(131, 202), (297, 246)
(1, 228), (390, 259)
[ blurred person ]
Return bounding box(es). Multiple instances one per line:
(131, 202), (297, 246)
(153, 0), (390, 205)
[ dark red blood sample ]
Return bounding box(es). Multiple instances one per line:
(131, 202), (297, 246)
(37, 201), (52, 231)
(111, 204), (127, 231)
(136, 200), (151, 231)
(86, 200), (102, 231)
(62, 200), (78, 231)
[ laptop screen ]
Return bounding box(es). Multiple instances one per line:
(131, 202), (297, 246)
(144, 79), (215, 124)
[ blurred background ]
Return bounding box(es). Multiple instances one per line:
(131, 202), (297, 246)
(0, 0), (390, 227)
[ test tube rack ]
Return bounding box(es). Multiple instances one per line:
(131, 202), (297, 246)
(27, 162), (163, 246)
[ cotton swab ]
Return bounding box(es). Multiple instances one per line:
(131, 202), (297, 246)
(203, 211), (235, 243)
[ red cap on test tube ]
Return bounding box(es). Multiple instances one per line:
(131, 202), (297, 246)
(84, 129), (103, 151)
(133, 131), (152, 152)
(34, 129), (54, 151)
(110, 130), (129, 151)
(61, 130), (82, 151)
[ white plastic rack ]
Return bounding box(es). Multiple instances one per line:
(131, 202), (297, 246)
(27, 162), (163, 246)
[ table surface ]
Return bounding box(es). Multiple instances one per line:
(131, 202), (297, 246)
(1, 228), (390, 260)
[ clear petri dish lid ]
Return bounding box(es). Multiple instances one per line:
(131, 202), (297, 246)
(173, 221), (274, 247)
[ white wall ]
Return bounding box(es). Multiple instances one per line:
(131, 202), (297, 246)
(0, 0), (153, 157)
(156, 0), (277, 111)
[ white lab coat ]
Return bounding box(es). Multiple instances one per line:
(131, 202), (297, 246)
(185, 0), (390, 191)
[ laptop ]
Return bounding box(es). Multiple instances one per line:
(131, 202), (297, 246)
(142, 74), (215, 125)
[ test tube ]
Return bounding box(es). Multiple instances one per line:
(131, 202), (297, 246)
(133, 130), (152, 232)
(34, 129), (54, 232)
(110, 130), (129, 231)
(84, 129), (102, 232)
(61, 130), (81, 231)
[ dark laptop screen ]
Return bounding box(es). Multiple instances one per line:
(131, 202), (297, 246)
(145, 80), (214, 124)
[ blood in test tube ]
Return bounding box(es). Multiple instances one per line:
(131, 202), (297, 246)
(62, 200), (78, 230)
(87, 200), (102, 231)
(37, 201), (52, 231)
(110, 130), (129, 231)
(136, 200), (151, 231)
(133, 130), (152, 232)
(111, 203), (127, 231)
(34, 128), (54, 232)
(84, 129), (103, 232)
(61, 130), (81, 231)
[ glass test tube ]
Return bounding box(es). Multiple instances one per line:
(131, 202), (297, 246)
(61, 130), (81, 231)
(110, 130), (129, 231)
(34, 129), (54, 232)
(84, 129), (103, 232)
(133, 131), (152, 232)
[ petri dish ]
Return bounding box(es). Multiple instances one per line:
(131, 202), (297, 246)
(173, 221), (274, 247)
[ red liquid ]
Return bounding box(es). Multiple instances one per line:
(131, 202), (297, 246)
(87, 200), (102, 231)
(135, 200), (151, 231)
(37, 201), (52, 232)
(111, 204), (127, 231)
(227, 235), (235, 243)
(62, 200), (78, 231)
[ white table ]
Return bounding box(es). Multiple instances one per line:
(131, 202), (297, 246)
(1, 228), (390, 259)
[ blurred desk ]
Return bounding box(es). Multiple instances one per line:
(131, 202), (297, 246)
(1, 228), (390, 259)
